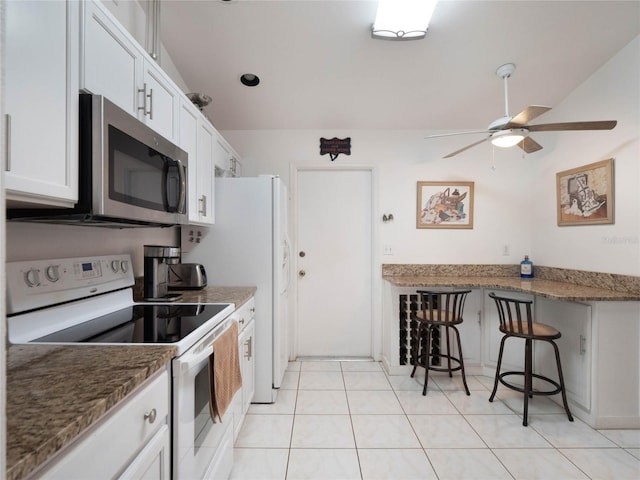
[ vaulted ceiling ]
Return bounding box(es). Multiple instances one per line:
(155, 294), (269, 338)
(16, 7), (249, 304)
(160, 0), (640, 131)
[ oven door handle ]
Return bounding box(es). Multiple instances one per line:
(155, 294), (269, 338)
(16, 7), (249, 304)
(175, 345), (213, 375)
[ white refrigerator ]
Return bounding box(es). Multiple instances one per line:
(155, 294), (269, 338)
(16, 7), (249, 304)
(184, 175), (290, 403)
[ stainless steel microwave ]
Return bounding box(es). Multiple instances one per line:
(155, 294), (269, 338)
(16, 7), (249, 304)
(8, 94), (188, 227)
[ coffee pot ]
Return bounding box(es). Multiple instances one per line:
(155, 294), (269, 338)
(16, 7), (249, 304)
(143, 245), (181, 300)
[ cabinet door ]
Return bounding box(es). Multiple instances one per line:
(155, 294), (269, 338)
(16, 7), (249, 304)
(240, 320), (256, 413)
(484, 290), (534, 373)
(4, 0), (79, 207)
(118, 425), (170, 480)
(212, 133), (233, 171)
(535, 298), (592, 410)
(179, 100), (201, 224)
(195, 120), (216, 224)
(82, 0), (140, 115)
(455, 289), (483, 365)
(141, 61), (179, 142)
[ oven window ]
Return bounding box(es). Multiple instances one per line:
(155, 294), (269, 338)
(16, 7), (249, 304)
(194, 365), (213, 454)
(108, 125), (177, 212)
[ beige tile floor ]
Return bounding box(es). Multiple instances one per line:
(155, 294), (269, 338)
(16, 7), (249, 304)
(231, 361), (640, 480)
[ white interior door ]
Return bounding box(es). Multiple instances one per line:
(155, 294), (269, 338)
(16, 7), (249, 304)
(296, 169), (373, 358)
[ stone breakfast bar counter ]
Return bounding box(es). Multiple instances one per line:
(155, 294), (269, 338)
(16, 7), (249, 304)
(381, 264), (640, 429)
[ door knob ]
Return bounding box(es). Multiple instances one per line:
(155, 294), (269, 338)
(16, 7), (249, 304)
(298, 270), (306, 278)
(299, 251), (306, 257)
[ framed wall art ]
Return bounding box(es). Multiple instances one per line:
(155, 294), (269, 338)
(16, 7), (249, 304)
(556, 158), (614, 226)
(416, 181), (474, 229)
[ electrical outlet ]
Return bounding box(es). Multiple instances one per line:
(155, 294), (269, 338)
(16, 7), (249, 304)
(383, 245), (393, 255)
(501, 244), (510, 256)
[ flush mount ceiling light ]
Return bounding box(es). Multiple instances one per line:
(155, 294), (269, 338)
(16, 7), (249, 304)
(240, 73), (260, 87)
(490, 128), (529, 148)
(372, 0), (438, 40)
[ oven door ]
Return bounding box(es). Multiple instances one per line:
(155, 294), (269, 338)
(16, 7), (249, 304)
(89, 94), (188, 225)
(172, 320), (235, 480)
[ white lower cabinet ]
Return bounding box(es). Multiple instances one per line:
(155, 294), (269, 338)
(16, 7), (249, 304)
(38, 369), (170, 480)
(535, 297), (592, 411)
(455, 289), (483, 366)
(232, 298), (256, 440)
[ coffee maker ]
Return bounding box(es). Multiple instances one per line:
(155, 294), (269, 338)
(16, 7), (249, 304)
(143, 245), (181, 300)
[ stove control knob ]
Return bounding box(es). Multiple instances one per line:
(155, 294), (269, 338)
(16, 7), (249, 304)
(24, 268), (41, 287)
(111, 260), (120, 273)
(120, 260), (129, 273)
(45, 265), (60, 282)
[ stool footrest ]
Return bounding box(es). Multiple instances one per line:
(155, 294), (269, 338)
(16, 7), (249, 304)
(498, 371), (562, 397)
(418, 353), (464, 373)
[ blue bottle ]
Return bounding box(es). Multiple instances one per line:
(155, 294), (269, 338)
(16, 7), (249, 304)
(520, 255), (534, 279)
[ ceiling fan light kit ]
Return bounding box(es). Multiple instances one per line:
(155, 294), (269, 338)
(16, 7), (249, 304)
(425, 62), (617, 158)
(491, 128), (528, 148)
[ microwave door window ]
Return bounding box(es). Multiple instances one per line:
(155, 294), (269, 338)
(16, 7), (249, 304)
(109, 126), (168, 212)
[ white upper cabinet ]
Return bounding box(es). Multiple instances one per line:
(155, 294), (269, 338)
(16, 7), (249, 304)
(195, 118), (216, 225)
(179, 99), (214, 225)
(142, 62), (179, 142)
(81, 0), (140, 115)
(4, 0), (79, 207)
(81, 0), (178, 142)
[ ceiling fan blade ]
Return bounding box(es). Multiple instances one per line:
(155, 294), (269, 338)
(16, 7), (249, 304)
(528, 120), (617, 132)
(507, 105), (552, 127)
(443, 137), (490, 158)
(517, 136), (543, 154)
(426, 130), (491, 139)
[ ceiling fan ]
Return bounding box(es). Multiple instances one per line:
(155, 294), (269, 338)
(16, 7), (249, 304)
(427, 63), (617, 158)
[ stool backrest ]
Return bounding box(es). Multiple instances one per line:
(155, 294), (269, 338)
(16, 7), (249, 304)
(488, 292), (534, 336)
(417, 290), (471, 323)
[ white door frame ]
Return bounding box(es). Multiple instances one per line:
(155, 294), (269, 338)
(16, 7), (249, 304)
(289, 164), (382, 361)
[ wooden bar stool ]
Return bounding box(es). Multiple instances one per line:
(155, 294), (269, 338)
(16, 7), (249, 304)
(488, 292), (574, 426)
(410, 290), (471, 396)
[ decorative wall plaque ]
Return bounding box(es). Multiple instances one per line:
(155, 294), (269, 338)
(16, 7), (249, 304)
(320, 137), (351, 161)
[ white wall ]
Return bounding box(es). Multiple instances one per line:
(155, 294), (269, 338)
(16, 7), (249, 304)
(532, 36), (640, 276)
(223, 36), (640, 276)
(223, 129), (534, 265)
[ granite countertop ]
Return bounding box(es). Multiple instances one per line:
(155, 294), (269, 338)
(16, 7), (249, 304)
(7, 285), (257, 480)
(163, 285), (257, 307)
(6, 345), (176, 480)
(383, 275), (640, 301)
(382, 264), (640, 301)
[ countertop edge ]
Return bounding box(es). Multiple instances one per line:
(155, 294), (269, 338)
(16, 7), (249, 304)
(382, 275), (640, 301)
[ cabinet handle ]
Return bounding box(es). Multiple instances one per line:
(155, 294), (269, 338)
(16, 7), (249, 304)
(199, 195), (207, 216)
(138, 83), (148, 115)
(144, 408), (157, 424)
(148, 88), (154, 120)
(245, 336), (252, 360)
(5, 114), (11, 172)
(579, 334), (587, 355)
(137, 83), (152, 118)
(238, 317), (245, 326)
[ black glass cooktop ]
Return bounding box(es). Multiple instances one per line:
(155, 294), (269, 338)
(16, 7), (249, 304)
(34, 303), (229, 344)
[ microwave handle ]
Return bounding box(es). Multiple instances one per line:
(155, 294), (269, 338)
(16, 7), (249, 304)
(175, 159), (187, 214)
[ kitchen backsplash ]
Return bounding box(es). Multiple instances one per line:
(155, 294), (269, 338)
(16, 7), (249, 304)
(6, 222), (180, 277)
